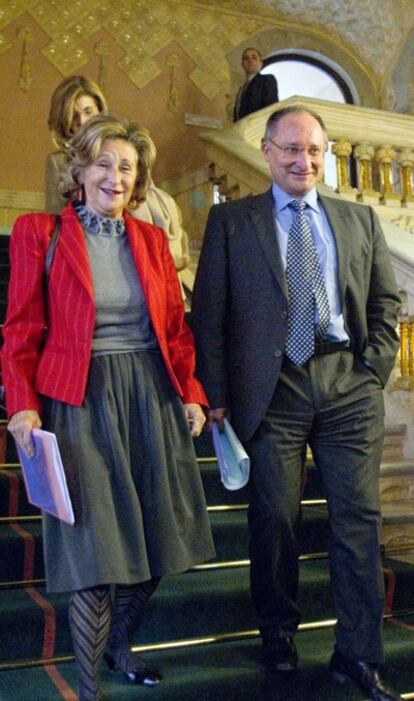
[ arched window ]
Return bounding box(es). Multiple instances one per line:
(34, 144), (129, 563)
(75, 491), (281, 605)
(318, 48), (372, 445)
(261, 53), (356, 104)
(261, 53), (358, 188)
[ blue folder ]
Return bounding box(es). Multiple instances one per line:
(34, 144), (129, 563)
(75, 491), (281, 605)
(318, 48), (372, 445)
(212, 419), (250, 491)
(16, 429), (75, 525)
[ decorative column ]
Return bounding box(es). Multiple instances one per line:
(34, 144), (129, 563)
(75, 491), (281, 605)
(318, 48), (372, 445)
(353, 143), (380, 204)
(410, 319), (414, 386)
(396, 290), (414, 390)
(375, 145), (401, 206)
(400, 320), (411, 379)
(331, 139), (357, 200)
(396, 150), (414, 208)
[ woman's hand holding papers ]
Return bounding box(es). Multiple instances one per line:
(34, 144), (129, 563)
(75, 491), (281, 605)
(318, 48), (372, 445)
(8, 410), (42, 458)
(184, 403), (206, 437)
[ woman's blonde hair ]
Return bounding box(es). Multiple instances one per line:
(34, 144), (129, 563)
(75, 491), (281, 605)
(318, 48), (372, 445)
(48, 75), (108, 150)
(60, 115), (153, 209)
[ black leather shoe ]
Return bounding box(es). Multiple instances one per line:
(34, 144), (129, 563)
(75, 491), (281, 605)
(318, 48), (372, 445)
(262, 636), (298, 672)
(103, 651), (162, 687)
(329, 650), (403, 701)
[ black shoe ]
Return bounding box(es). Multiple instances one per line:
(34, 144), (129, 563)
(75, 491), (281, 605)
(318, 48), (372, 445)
(103, 651), (162, 687)
(329, 650), (403, 701)
(261, 636), (298, 672)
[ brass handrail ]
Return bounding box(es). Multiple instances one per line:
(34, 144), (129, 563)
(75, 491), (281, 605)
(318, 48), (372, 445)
(1, 607), (413, 672)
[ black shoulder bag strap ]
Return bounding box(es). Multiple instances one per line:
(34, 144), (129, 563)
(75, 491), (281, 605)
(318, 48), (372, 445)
(45, 214), (61, 281)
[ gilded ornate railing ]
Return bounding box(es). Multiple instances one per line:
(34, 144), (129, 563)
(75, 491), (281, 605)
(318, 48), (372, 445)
(200, 95), (414, 207)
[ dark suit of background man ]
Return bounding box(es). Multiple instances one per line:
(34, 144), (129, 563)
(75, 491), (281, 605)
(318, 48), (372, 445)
(233, 47), (278, 121)
(192, 105), (402, 701)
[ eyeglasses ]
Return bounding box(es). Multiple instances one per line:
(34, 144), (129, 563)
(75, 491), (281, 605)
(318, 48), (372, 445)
(264, 137), (324, 158)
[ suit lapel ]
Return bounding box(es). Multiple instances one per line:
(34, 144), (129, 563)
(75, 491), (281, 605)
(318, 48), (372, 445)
(58, 205), (94, 299)
(124, 213), (150, 304)
(248, 190), (288, 298)
(317, 193), (350, 305)
(245, 73), (259, 98)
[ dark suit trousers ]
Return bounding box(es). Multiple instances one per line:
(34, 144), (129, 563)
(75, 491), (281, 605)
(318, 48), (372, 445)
(245, 349), (385, 663)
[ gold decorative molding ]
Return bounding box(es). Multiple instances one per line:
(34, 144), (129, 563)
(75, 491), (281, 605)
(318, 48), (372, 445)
(164, 0), (382, 91)
(0, 0), (254, 96)
(17, 26), (32, 92)
(95, 41), (109, 94)
(1, 0), (380, 101)
(0, 35), (12, 56)
(167, 53), (181, 113)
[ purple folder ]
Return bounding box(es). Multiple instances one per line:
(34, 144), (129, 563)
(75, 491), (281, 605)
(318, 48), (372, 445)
(16, 429), (75, 525)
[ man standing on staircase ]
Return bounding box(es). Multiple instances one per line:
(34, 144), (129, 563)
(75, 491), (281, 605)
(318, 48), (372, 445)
(192, 105), (402, 701)
(233, 47), (279, 122)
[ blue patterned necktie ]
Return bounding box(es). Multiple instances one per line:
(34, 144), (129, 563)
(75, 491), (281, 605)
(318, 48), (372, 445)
(285, 199), (330, 365)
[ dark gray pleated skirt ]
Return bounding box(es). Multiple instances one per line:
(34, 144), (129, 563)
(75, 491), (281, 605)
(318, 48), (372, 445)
(41, 350), (215, 592)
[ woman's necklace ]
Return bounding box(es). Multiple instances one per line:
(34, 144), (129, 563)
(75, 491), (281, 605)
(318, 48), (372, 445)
(74, 202), (125, 237)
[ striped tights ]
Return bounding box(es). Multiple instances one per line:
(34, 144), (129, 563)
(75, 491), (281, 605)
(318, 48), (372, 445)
(68, 577), (160, 701)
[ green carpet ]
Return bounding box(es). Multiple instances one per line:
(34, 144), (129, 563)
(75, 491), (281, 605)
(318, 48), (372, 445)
(1, 430), (414, 700)
(0, 556), (413, 667)
(1, 614), (413, 700)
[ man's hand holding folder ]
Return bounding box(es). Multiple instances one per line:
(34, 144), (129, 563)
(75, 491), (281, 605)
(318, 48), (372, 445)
(211, 418), (250, 491)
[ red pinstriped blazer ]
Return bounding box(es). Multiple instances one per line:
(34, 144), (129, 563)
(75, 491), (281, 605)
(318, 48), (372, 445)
(2, 203), (207, 417)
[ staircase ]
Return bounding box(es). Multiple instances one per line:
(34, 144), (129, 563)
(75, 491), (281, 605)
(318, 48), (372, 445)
(1, 417), (414, 700)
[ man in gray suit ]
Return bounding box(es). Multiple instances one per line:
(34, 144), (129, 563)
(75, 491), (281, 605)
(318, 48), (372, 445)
(192, 105), (402, 701)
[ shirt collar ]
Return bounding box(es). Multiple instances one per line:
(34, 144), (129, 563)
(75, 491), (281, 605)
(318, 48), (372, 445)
(271, 182), (321, 214)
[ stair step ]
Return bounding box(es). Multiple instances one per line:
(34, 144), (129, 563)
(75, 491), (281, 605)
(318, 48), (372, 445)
(0, 469), (40, 517)
(199, 460), (250, 505)
(0, 504), (332, 583)
(0, 522), (44, 582)
(0, 561), (334, 664)
(384, 423), (408, 436)
(193, 421), (406, 458)
(380, 463), (414, 506)
(1, 503), (411, 584)
(382, 502), (414, 523)
(0, 556), (412, 668)
(1, 612), (413, 700)
(0, 458), (324, 516)
(0, 412), (412, 701)
(381, 461), (414, 477)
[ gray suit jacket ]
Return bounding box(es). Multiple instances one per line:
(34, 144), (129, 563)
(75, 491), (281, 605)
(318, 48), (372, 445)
(191, 189), (401, 441)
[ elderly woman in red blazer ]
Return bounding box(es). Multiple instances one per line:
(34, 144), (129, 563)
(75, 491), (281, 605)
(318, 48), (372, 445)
(2, 114), (215, 701)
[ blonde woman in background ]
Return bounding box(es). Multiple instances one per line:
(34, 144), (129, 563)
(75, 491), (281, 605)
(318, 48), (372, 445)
(129, 129), (191, 284)
(45, 75), (191, 280)
(45, 75), (107, 214)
